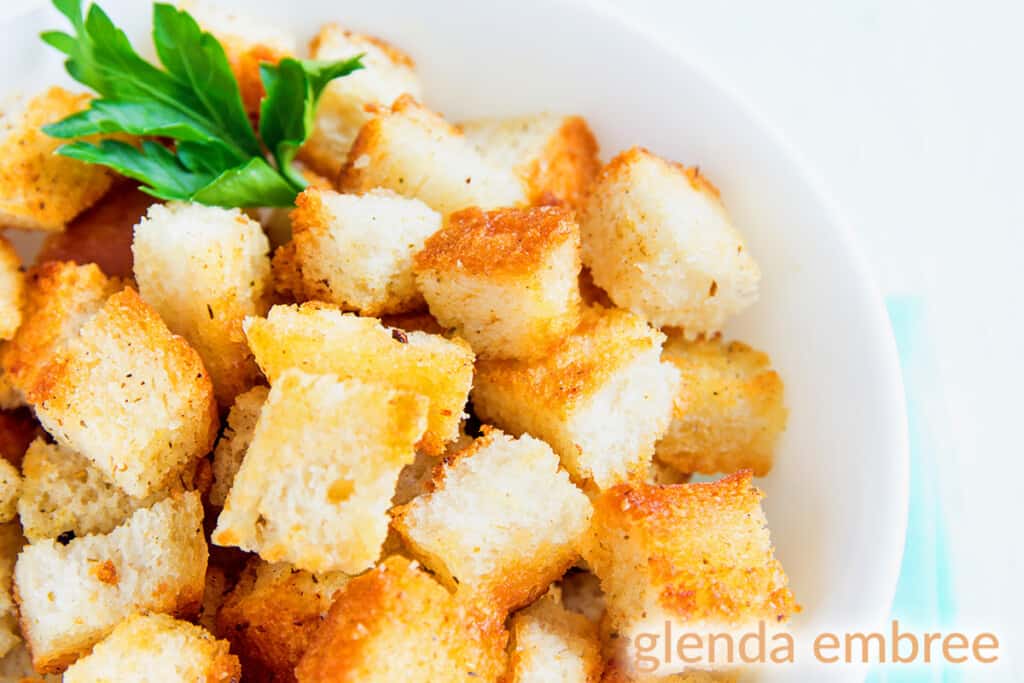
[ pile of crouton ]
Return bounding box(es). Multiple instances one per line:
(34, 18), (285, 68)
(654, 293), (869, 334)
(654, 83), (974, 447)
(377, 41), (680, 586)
(0, 4), (795, 681)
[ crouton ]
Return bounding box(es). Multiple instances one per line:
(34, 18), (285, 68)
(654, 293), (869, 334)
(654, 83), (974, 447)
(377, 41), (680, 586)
(0, 364), (23, 411)
(0, 88), (115, 232)
(274, 188), (441, 315)
(393, 428), (591, 612)
(132, 202), (272, 405)
(244, 303), (474, 454)
(2, 261), (120, 397)
(0, 461), (18, 525)
(295, 555), (508, 683)
(213, 371), (427, 574)
(210, 385), (268, 507)
(0, 643), (61, 682)
(63, 613), (239, 683)
(473, 306), (680, 490)
(462, 114), (601, 209)
(217, 558), (350, 682)
(414, 206), (582, 359)
(17, 438), (168, 542)
(506, 590), (602, 683)
(0, 523), (23, 659)
(657, 335), (786, 476)
(339, 96), (526, 216)
(0, 238), (24, 342)
(301, 24), (423, 178)
(582, 473), (796, 677)
(14, 492), (208, 673)
(648, 459), (691, 486)
(27, 287), (218, 498)
(36, 185), (155, 280)
(580, 148), (760, 334)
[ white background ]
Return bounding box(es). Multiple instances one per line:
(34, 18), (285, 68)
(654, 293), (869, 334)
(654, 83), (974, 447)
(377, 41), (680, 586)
(3, 0), (1023, 675)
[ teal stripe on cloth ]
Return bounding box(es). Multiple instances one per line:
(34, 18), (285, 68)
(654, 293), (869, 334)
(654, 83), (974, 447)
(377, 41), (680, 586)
(867, 298), (958, 682)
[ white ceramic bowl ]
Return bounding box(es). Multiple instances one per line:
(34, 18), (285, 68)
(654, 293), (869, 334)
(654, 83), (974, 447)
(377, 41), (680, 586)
(1, 1), (908, 679)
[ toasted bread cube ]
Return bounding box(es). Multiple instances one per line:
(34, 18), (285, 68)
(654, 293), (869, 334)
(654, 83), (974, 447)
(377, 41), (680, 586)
(301, 24), (423, 178)
(582, 473), (796, 677)
(133, 202), (272, 405)
(0, 238), (24, 342)
(462, 114), (601, 209)
(274, 188), (441, 315)
(244, 303), (473, 454)
(213, 371), (427, 573)
(0, 88), (115, 232)
(393, 428), (591, 611)
(0, 523), (23, 658)
(0, 643), (62, 682)
(210, 385), (268, 507)
(17, 438), (167, 542)
(27, 288), (218, 498)
(63, 613), (239, 683)
(580, 148), (760, 333)
(14, 492), (208, 673)
(648, 458), (692, 486)
(0, 460), (19, 525)
(2, 261), (120, 397)
(414, 206), (582, 359)
(507, 590), (602, 683)
(295, 555), (507, 683)
(217, 557), (350, 681)
(340, 96), (526, 216)
(473, 307), (680, 490)
(657, 335), (787, 476)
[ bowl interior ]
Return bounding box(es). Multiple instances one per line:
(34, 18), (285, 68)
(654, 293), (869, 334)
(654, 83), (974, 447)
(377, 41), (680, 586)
(1, 1), (908, 678)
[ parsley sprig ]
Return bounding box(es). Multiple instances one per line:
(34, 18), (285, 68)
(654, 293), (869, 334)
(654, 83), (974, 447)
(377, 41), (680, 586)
(40, 0), (363, 207)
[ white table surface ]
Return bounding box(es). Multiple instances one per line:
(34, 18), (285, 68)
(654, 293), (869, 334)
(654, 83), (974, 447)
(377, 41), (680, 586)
(3, 0), (1022, 674)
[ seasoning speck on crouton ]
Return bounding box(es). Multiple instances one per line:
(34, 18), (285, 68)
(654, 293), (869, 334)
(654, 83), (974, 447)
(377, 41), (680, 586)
(414, 205), (583, 359)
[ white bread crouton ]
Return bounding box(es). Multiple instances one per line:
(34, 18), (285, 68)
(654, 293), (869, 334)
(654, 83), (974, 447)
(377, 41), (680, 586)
(213, 370), (427, 574)
(657, 335), (787, 476)
(210, 385), (268, 507)
(0, 643), (61, 682)
(473, 306), (680, 490)
(0, 523), (23, 659)
(14, 492), (208, 673)
(393, 427), (591, 612)
(506, 590), (603, 683)
(582, 473), (796, 677)
(27, 287), (218, 498)
(301, 24), (423, 178)
(244, 303), (474, 455)
(0, 460), (19, 525)
(133, 202), (272, 406)
(339, 95), (526, 216)
(461, 113), (601, 209)
(295, 555), (508, 683)
(415, 205), (582, 359)
(0, 88), (116, 232)
(0, 238), (24, 341)
(274, 188), (441, 315)
(17, 437), (170, 542)
(217, 557), (350, 681)
(62, 612), (240, 683)
(580, 148), (760, 334)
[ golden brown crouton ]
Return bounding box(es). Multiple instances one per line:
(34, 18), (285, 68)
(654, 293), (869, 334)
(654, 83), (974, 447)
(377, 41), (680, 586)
(213, 371), (427, 574)
(274, 188), (441, 315)
(414, 206), (583, 359)
(582, 473), (796, 677)
(393, 428), (591, 613)
(339, 96), (526, 216)
(62, 613), (240, 683)
(132, 202), (272, 405)
(0, 459), (19, 525)
(461, 113), (601, 209)
(580, 148), (760, 334)
(0, 238), (24, 342)
(210, 385), (268, 507)
(14, 492), (208, 673)
(27, 287), (218, 498)
(0, 522), (23, 659)
(295, 556), (508, 683)
(0, 88), (116, 232)
(506, 590), (603, 683)
(657, 335), (787, 476)
(217, 558), (350, 682)
(300, 24), (423, 178)
(472, 306), (679, 490)
(244, 303), (474, 455)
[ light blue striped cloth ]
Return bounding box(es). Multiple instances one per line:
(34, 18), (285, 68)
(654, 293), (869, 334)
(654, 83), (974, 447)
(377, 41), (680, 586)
(867, 298), (958, 682)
